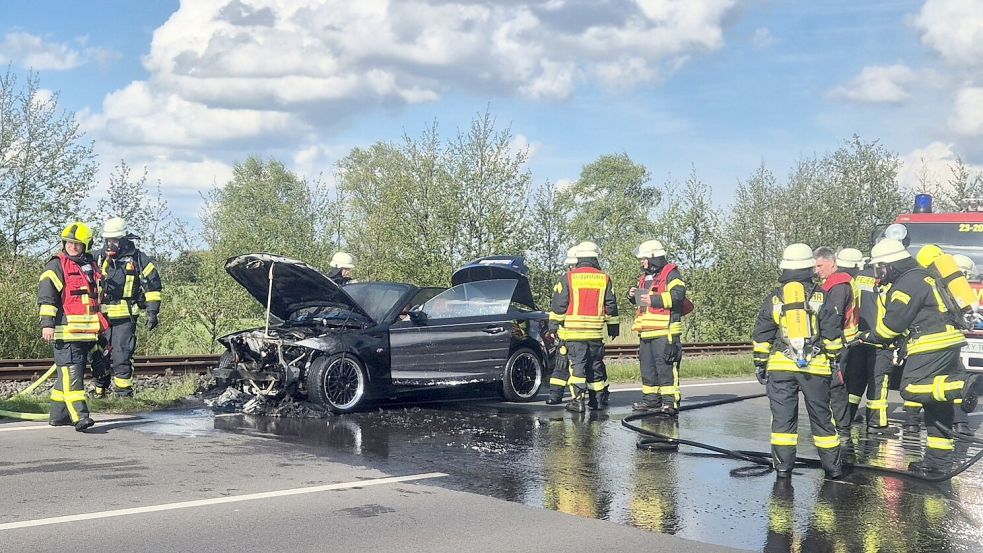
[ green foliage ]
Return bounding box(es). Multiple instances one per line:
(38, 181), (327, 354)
(605, 354), (754, 383)
(0, 374), (201, 413)
(0, 69), (96, 257)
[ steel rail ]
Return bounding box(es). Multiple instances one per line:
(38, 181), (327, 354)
(0, 342), (752, 380)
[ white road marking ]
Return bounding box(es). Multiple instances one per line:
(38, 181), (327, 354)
(0, 472), (447, 531)
(0, 415), (139, 433)
(0, 424), (59, 433)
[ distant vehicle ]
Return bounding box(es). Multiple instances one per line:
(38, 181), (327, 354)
(874, 194), (983, 372)
(213, 253), (549, 412)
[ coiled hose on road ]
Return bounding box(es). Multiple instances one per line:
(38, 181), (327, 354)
(0, 365), (55, 421)
(622, 392), (983, 483)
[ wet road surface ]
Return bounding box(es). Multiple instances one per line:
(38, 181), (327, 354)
(204, 380), (983, 553)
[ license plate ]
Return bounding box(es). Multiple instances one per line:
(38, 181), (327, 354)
(965, 340), (983, 355)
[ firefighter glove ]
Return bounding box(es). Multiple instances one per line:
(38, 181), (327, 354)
(664, 342), (682, 364)
(755, 364), (768, 385)
(146, 310), (159, 331)
(607, 324), (620, 339)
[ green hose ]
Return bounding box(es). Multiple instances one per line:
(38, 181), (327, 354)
(0, 364), (55, 421)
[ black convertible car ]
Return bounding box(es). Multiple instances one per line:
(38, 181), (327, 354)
(213, 253), (550, 412)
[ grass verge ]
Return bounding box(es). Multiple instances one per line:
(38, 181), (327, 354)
(606, 354), (753, 384)
(0, 374), (201, 415)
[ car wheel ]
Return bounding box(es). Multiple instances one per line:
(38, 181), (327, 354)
(213, 351), (239, 388)
(306, 353), (368, 413)
(501, 348), (543, 402)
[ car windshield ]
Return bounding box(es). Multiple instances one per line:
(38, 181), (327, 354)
(904, 222), (983, 280)
(421, 279), (518, 319)
(343, 282), (414, 322)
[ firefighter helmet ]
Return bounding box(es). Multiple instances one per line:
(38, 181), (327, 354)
(60, 222), (94, 252)
(870, 239), (911, 265)
(634, 239), (666, 259)
(575, 242), (600, 259)
(915, 244), (944, 268)
(953, 254), (976, 277)
(779, 243), (815, 270)
(564, 246), (578, 266)
(835, 248), (864, 269)
(329, 252), (355, 269)
(102, 217), (127, 239)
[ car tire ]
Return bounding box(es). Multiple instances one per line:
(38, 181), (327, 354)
(306, 353), (369, 413)
(213, 351), (239, 387)
(501, 347), (543, 402)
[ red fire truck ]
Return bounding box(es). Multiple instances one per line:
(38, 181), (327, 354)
(878, 194), (983, 372)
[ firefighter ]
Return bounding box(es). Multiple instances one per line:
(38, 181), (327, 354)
(629, 239), (688, 415)
(851, 250), (896, 434)
(814, 246), (859, 436)
(903, 248), (976, 435)
(549, 242), (619, 413)
(327, 252), (355, 285)
(859, 239), (982, 477)
(752, 243), (844, 479)
(91, 217), (163, 398)
(546, 247), (581, 405)
(39, 222), (103, 431)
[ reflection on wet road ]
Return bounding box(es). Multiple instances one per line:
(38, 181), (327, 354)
(201, 387), (983, 552)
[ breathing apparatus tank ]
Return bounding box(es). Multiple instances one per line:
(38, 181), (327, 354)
(781, 281), (813, 368)
(915, 245), (976, 313)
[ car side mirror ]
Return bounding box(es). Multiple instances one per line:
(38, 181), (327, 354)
(408, 306), (427, 323)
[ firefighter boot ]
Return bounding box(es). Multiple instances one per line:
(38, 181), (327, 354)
(74, 417), (95, 432)
(953, 422), (970, 435)
(88, 386), (106, 400)
(565, 391), (587, 413)
(632, 395), (662, 412)
(587, 391), (599, 410)
(903, 407), (921, 434)
(545, 387), (564, 405)
(598, 386), (610, 408)
(907, 461), (947, 479)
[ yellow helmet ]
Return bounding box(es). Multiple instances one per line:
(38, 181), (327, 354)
(59, 222), (93, 252)
(915, 244), (944, 268)
(330, 252), (355, 269)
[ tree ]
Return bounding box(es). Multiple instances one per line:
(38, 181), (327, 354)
(526, 179), (572, 308)
(96, 160), (185, 259)
(0, 68), (96, 257)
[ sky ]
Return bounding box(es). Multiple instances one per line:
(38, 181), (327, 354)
(3, 0), (983, 224)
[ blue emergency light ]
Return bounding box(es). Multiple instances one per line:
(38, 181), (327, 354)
(913, 193), (933, 213)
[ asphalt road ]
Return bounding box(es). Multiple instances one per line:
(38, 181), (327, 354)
(3, 378), (982, 553)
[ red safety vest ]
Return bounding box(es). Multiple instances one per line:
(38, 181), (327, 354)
(563, 266), (611, 340)
(821, 271), (858, 342)
(632, 263), (691, 338)
(55, 253), (106, 341)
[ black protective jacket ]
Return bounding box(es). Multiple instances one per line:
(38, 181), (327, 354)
(96, 241), (163, 320)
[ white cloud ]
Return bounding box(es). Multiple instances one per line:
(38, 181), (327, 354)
(949, 86), (983, 136)
(510, 133), (542, 163)
(898, 141), (983, 191)
(827, 64), (917, 104)
(912, 0), (983, 72)
(0, 31), (119, 71)
(751, 27), (774, 49)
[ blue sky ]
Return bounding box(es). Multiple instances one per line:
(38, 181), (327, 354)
(3, 0), (982, 223)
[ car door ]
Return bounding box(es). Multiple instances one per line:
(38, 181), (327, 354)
(412, 280), (517, 380)
(388, 287), (444, 381)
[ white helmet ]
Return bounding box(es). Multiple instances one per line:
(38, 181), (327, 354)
(634, 239), (666, 259)
(779, 243), (816, 270)
(329, 252), (355, 269)
(835, 248), (864, 269)
(102, 217), (127, 239)
(953, 254), (976, 277)
(869, 239), (911, 265)
(563, 246), (578, 266)
(575, 241), (600, 259)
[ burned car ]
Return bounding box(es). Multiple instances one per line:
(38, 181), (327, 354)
(213, 253), (550, 412)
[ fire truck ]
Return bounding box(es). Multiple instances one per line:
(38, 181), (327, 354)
(876, 194), (983, 373)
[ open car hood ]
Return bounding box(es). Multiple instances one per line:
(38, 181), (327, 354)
(451, 256), (536, 309)
(225, 253), (373, 323)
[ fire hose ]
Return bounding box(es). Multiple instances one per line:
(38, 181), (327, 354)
(622, 392), (983, 483)
(0, 364), (57, 421)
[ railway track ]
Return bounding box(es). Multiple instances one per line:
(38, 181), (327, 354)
(0, 342), (751, 381)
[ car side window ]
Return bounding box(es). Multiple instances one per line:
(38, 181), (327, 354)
(422, 280), (518, 319)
